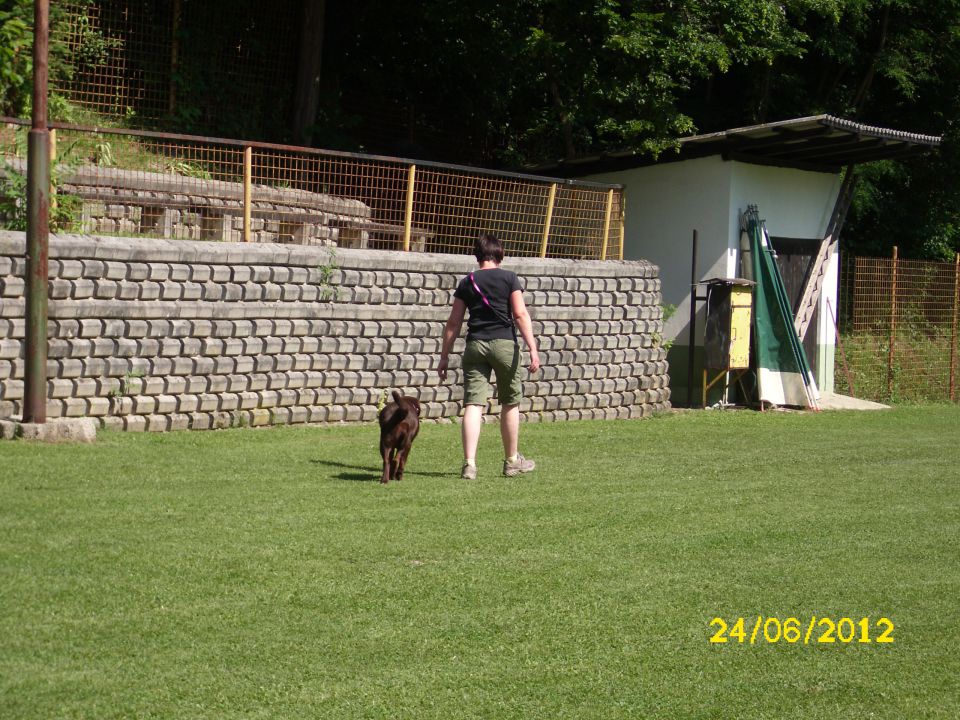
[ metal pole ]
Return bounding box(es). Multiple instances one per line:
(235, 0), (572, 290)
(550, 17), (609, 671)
(243, 146), (252, 242)
(887, 245), (898, 401)
(539, 183), (557, 258)
(950, 252), (959, 402)
(403, 164), (416, 252)
(600, 188), (614, 261)
(687, 229), (698, 407)
(24, 0), (50, 424)
(618, 204), (625, 260)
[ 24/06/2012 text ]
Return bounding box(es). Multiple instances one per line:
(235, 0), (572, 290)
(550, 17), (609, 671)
(709, 616), (895, 645)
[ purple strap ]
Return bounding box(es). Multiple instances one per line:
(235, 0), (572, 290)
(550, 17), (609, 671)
(469, 272), (515, 331)
(469, 273), (494, 310)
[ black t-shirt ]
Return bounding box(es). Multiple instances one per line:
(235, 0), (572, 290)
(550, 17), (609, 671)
(453, 268), (523, 341)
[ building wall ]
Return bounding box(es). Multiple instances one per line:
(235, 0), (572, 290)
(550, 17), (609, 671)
(585, 157), (842, 401)
(728, 162), (840, 241)
(0, 232), (671, 431)
(729, 162), (842, 393)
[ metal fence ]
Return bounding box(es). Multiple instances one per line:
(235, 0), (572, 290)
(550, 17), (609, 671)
(837, 250), (960, 403)
(0, 118), (624, 259)
(53, 0), (175, 120)
(52, 0), (299, 129)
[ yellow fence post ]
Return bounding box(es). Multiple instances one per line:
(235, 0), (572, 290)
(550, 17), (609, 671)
(618, 198), (625, 260)
(599, 188), (614, 260)
(403, 164), (416, 252)
(243, 145), (252, 243)
(540, 183), (557, 258)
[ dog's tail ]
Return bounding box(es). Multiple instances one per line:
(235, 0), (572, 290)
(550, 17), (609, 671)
(381, 390), (407, 431)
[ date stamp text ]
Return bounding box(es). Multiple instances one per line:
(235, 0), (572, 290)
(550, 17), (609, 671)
(709, 616), (895, 645)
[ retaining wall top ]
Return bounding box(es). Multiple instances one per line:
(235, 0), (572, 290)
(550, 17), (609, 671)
(0, 232), (659, 278)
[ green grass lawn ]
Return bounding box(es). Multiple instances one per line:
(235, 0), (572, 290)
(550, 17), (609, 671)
(2, 407), (958, 719)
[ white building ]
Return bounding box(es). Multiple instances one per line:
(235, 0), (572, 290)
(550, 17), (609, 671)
(539, 116), (941, 405)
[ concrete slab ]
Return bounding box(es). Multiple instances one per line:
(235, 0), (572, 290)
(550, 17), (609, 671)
(818, 392), (890, 411)
(0, 417), (98, 442)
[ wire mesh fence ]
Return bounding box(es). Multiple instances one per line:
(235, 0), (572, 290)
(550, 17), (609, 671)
(0, 118), (624, 259)
(51, 0), (299, 135)
(53, 0), (175, 120)
(837, 251), (960, 403)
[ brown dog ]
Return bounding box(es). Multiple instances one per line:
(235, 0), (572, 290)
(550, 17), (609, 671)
(378, 390), (421, 484)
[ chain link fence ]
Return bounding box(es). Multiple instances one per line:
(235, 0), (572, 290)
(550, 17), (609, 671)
(52, 0), (299, 135)
(0, 118), (624, 260)
(837, 252), (960, 403)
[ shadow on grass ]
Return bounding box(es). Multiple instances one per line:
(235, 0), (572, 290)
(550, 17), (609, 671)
(310, 459), (449, 481)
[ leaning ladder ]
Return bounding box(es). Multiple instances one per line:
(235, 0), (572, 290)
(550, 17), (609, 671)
(794, 165), (857, 341)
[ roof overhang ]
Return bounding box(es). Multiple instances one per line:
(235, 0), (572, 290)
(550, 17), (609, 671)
(530, 115), (942, 176)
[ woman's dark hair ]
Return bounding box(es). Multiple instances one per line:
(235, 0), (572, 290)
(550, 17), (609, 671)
(474, 233), (504, 264)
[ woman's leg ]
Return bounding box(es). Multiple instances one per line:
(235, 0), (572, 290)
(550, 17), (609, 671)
(462, 403), (484, 461)
(500, 403), (519, 458)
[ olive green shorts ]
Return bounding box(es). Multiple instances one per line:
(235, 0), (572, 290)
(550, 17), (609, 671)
(462, 339), (524, 406)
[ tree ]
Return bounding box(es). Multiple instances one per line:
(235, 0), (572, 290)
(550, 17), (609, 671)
(291, 0), (326, 145)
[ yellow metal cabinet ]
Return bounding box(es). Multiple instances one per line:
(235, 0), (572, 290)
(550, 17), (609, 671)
(727, 285), (753, 369)
(702, 278), (756, 405)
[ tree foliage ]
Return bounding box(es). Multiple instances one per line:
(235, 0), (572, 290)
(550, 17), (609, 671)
(0, 0), (94, 118)
(1, 0), (956, 258)
(322, 0), (958, 258)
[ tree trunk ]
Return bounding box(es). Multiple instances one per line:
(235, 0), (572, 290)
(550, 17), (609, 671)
(852, 4), (891, 118)
(550, 80), (576, 160)
(291, 0), (327, 145)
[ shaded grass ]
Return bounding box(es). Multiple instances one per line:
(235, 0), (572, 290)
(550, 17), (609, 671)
(1, 407), (958, 719)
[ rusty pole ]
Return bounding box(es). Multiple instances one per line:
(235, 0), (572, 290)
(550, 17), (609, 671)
(887, 245), (898, 401)
(950, 252), (959, 402)
(24, 0), (50, 423)
(687, 229), (699, 407)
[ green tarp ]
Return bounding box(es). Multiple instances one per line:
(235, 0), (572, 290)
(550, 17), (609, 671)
(742, 206), (820, 409)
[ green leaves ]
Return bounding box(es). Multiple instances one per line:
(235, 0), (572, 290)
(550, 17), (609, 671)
(0, 4), (31, 116)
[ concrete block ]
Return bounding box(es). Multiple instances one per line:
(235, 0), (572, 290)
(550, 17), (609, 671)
(1, 275), (25, 298)
(214, 356), (236, 374)
(184, 412), (211, 430)
(245, 265), (269, 282)
(159, 338), (181, 357)
(137, 281), (160, 300)
(209, 265), (231, 282)
(157, 281), (181, 301)
(197, 393), (220, 412)
(183, 375), (207, 394)
(262, 283), (282, 302)
(154, 394), (177, 414)
(9, 417), (97, 442)
(124, 415), (148, 432)
(192, 357), (215, 375)
(164, 413), (189, 431)
(180, 282), (202, 301)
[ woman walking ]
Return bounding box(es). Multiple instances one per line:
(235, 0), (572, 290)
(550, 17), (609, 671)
(438, 234), (541, 479)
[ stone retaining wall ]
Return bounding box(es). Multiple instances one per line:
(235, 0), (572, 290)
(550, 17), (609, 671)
(0, 231), (670, 431)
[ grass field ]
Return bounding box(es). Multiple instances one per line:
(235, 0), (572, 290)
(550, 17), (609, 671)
(1, 406), (958, 719)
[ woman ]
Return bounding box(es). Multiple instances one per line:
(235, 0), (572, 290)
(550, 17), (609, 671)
(438, 234), (541, 479)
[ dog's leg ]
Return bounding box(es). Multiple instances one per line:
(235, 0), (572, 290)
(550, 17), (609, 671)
(390, 446), (401, 481)
(396, 441), (412, 481)
(381, 444), (392, 484)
